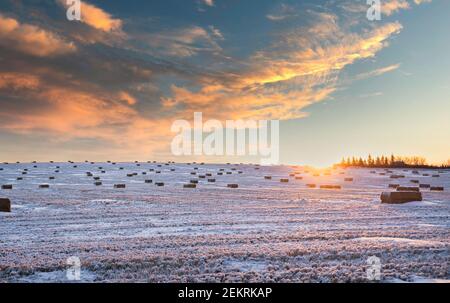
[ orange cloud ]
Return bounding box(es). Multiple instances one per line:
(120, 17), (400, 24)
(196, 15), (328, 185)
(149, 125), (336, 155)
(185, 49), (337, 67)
(0, 14), (76, 57)
(382, 0), (410, 16)
(80, 1), (122, 32)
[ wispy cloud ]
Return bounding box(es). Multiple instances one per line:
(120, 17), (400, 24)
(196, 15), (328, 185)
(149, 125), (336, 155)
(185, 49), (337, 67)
(0, 14), (76, 57)
(355, 63), (401, 80)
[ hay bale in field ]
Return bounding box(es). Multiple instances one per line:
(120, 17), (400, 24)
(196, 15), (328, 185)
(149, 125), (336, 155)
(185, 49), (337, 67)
(412, 170), (419, 174)
(381, 192), (422, 204)
(389, 184), (400, 189)
(396, 187), (420, 192)
(199, 175), (206, 179)
(344, 178), (354, 182)
(17, 177), (23, 181)
(206, 173), (212, 177)
(2, 185), (13, 190)
(306, 184), (316, 188)
(422, 174), (430, 176)
(320, 185), (341, 190)
(289, 173), (296, 177)
(39, 184), (50, 189)
(208, 179), (216, 183)
(49, 176), (55, 180)
(226, 172), (232, 175)
(280, 179), (289, 183)
(264, 176), (272, 180)
(149, 169), (155, 172)
(190, 179), (199, 184)
(238, 171), (243, 174)
(142, 172), (147, 175)
(191, 172), (197, 175)
(379, 173), (386, 176)
(184, 184), (196, 189)
(227, 184), (238, 188)
(0, 198), (11, 212)
(390, 175), (405, 179)
(155, 171), (161, 174)
(22, 172), (27, 175)
(217, 172), (223, 176)
(432, 175), (440, 178)
(145, 179), (153, 183)
(114, 184), (126, 189)
(410, 180), (419, 184)
(295, 176), (303, 180)
(86, 172), (93, 177)
(419, 184), (431, 189)
(94, 182), (102, 186)
(430, 187), (444, 191)
(119, 167), (124, 170)
(170, 169), (175, 172)
(127, 173), (134, 177)
(155, 182), (164, 187)
(101, 171), (106, 174)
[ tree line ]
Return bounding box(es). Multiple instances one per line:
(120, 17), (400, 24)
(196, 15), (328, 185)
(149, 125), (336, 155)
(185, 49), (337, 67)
(338, 155), (450, 169)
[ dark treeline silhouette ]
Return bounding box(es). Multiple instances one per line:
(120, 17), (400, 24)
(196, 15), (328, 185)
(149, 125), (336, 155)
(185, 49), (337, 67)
(338, 155), (450, 169)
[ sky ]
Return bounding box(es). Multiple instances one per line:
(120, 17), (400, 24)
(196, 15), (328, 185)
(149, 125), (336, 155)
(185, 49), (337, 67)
(0, 0), (449, 166)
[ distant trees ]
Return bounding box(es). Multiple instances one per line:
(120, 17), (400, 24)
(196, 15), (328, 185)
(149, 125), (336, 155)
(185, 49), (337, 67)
(338, 154), (448, 168)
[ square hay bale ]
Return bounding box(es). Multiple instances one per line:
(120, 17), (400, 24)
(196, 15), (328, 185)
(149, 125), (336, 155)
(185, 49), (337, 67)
(280, 179), (289, 183)
(264, 176), (272, 180)
(184, 184), (196, 189)
(206, 173), (212, 177)
(114, 184), (126, 189)
(0, 198), (11, 212)
(295, 177), (303, 180)
(17, 177), (23, 181)
(191, 172), (197, 175)
(381, 192), (422, 204)
(1, 185), (13, 190)
(227, 184), (239, 188)
(396, 187), (420, 192)
(430, 187), (444, 191)
(127, 174), (134, 177)
(226, 172), (232, 175)
(389, 184), (400, 189)
(410, 180), (419, 184)
(39, 184), (50, 189)
(432, 175), (440, 178)
(390, 175), (405, 179)
(94, 182), (102, 186)
(419, 184), (431, 188)
(320, 185), (341, 190)
(93, 177), (100, 180)
(155, 182), (165, 187)
(190, 179), (199, 184)
(145, 179), (153, 184)
(208, 179), (216, 182)
(344, 178), (354, 182)
(306, 184), (316, 188)
(217, 172), (223, 176)
(199, 175), (206, 179)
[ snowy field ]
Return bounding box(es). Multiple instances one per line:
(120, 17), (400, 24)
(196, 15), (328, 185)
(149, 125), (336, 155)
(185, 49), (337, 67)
(0, 162), (449, 283)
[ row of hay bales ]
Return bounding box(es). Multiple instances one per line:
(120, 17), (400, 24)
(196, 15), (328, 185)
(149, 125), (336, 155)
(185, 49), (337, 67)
(381, 169), (445, 204)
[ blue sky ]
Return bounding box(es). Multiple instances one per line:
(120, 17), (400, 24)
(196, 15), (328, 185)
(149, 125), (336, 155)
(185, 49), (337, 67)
(0, 0), (448, 166)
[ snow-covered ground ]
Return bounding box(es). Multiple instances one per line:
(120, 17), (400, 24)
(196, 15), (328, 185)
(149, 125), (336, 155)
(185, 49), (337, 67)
(0, 163), (449, 283)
